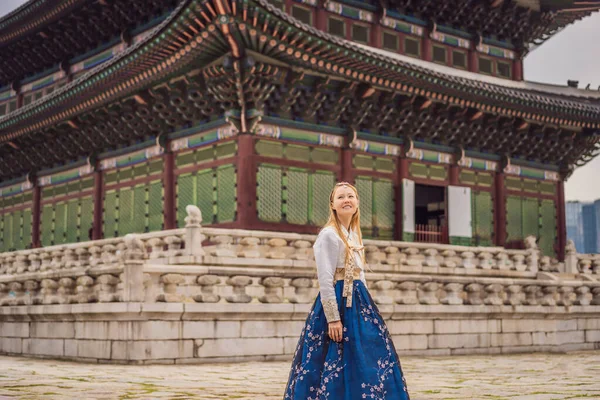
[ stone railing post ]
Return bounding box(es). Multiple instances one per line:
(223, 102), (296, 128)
(184, 205), (204, 259)
(564, 239), (578, 274)
(524, 235), (539, 273)
(122, 234), (146, 302)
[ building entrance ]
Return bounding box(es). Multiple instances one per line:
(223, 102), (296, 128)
(414, 184), (447, 243)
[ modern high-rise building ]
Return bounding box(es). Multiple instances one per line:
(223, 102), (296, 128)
(566, 202), (584, 253)
(567, 200), (600, 253)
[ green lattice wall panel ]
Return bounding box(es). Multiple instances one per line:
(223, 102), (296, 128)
(256, 164), (336, 226)
(104, 190), (118, 238)
(176, 166), (237, 227)
(374, 180), (394, 235)
(148, 181), (164, 232)
(0, 208), (31, 252)
(104, 181), (164, 238)
(257, 165), (283, 222)
(287, 168), (309, 225)
(195, 169), (214, 225)
(40, 178), (94, 245)
(53, 202), (67, 245)
(522, 198), (539, 239)
(472, 191), (493, 246)
(311, 172), (335, 226)
(216, 165), (236, 223)
(540, 200), (557, 257)
(506, 196), (523, 243)
(356, 176), (394, 239)
(356, 178), (373, 230)
(176, 173), (195, 226)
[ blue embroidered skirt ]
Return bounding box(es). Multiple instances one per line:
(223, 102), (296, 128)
(284, 280), (410, 400)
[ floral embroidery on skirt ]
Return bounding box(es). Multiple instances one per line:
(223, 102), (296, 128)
(284, 281), (410, 400)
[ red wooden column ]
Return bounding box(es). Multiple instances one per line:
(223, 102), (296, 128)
(449, 164), (460, 186)
(163, 150), (176, 230)
(237, 134), (257, 229)
(395, 156), (409, 241)
(316, 0), (327, 31)
(494, 172), (506, 247)
(556, 179), (567, 262)
(341, 147), (354, 183)
(92, 170), (104, 240)
(422, 30), (432, 62)
(31, 184), (41, 248)
(370, 13), (382, 48)
(513, 57), (523, 81)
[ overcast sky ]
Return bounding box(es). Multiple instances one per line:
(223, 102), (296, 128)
(1, 1), (599, 201)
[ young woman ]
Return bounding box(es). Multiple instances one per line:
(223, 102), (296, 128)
(284, 182), (410, 400)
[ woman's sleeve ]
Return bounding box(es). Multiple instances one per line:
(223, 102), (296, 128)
(313, 229), (341, 323)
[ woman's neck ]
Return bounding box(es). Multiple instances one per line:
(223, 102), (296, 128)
(338, 215), (352, 232)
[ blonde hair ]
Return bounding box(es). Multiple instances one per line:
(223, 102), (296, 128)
(322, 182), (365, 265)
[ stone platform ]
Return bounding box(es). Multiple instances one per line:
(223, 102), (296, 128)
(1, 351), (599, 399)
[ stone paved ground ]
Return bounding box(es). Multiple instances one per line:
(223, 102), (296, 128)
(0, 351), (599, 399)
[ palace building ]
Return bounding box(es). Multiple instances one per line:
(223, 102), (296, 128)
(1, 0), (599, 261)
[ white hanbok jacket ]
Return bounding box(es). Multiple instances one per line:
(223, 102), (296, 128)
(313, 225), (366, 322)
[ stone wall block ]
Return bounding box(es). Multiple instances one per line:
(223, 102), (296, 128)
(0, 338), (23, 354)
(23, 338), (64, 357)
(288, 278), (315, 304)
(585, 330), (600, 343)
(2, 322), (29, 338)
(31, 322), (75, 339)
(428, 333), (488, 349)
(241, 321), (277, 338)
(225, 276), (253, 303)
(388, 320), (433, 335)
(194, 275), (221, 303)
(441, 283), (464, 305)
(259, 277), (284, 304)
(391, 334), (428, 350)
(556, 330), (585, 345)
(112, 340), (194, 360)
(182, 321), (216, 339)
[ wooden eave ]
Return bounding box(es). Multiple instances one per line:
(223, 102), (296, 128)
(0, 0), (599, 181)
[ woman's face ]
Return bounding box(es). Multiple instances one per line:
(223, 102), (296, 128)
(331, 185), (359, 218)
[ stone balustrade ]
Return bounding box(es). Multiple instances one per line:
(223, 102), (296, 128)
(1, 206), (600, 364)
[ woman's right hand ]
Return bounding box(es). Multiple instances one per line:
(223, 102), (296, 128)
(328, 321), (343, 342)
